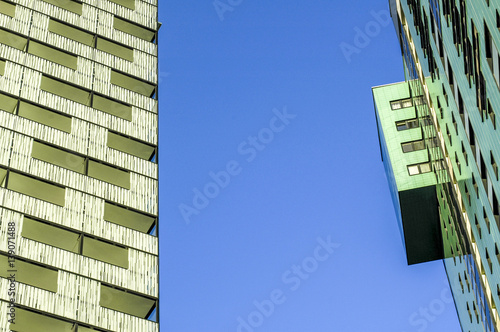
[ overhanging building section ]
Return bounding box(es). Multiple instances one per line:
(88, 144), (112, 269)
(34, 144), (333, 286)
(375, 0), (500, 331)
(374, 82), (443, 265)
(0, 0), (159, 331)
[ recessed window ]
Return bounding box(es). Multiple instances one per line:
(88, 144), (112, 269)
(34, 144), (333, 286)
(18, 101), (72, 133)
(48, 19), (94, 46)
(402, 139), (425, 153)
(87, 160), (130, 189)
(396, 118), (419, 131)
(390, 97), (413, 110)
(408, 162), (432, 175)
(32, 141), (85, 173)
(104, 202), (156, 233)
(107, 131), (156, 160)
(492, 151), (498, 180)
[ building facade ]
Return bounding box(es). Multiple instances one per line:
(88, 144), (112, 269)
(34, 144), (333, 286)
(374, 0), (500, 331)
(0, 0), (159, 331)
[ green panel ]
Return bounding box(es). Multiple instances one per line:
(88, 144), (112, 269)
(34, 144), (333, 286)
(0, 93), (17, 113)
(104, 202), (155, 233)
(82, 237), (128, 268)
(0, 255), (58, 292)
(100, 284), (155, 318)
(0, 168), (6, 187)
(32, 141), (85, 173)
(0, 1), (16, 17)
(87, 160), (130, 189)
(41, 76), (90, 106)
(0, 28), (27, 50)
(107, 131), (155, 160)
(93, 95), (132, 121)
(0, 59), (5, 76)
(9, 308), (73, 332)
(108, 0), (135, 10)
(7, 172), (65, 206)
(114, 17), (155, 41)
(48, 19), (94, 46)
(28, 41), (78, 70)
(18, 101), (72, 133)
(21, 217), (80, 253)
(111, 70), (155, 96)
(96, 37), (134, 62)
(41, 0), (82, 15)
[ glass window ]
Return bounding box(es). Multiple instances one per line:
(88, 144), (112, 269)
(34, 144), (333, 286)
(408, 165), (420, 175)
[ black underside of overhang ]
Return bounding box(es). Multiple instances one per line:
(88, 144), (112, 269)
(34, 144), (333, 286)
(399, 185), (444, 265)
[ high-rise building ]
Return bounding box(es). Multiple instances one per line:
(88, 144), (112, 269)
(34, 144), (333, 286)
(374, 1), (500, 331)
(0, 0), (159, 331)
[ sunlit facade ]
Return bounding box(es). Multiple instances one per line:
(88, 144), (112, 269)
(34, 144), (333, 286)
(0, 0), (159, 331)
(374, 0), (500, 331)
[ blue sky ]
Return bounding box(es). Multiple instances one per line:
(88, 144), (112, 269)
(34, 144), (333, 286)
(159, 1), (462, 331)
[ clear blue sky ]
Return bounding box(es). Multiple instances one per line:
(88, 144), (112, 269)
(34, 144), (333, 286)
(159, 1), (462, 331)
